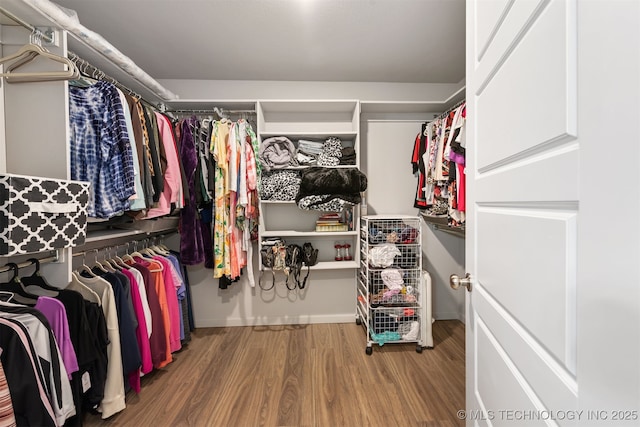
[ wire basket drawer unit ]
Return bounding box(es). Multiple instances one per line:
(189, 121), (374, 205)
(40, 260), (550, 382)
(357, 215), (430, 355)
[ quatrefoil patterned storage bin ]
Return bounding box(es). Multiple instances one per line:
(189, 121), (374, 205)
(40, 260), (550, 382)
(0, 174), (90, 255)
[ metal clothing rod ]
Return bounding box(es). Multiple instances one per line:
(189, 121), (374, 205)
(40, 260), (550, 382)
(166, 108), (256, 115)
(0, 253), (59, 274)
(68, 51), (144, 100)
(433, 99), (466, 121)
(2, 0), (178, 101)
(0, 5), (54, 44)
(72, 229), (177, 255)
(72, 233), (171, 258)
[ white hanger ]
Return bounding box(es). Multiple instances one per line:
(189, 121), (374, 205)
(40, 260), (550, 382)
(0, 41), (79, 82)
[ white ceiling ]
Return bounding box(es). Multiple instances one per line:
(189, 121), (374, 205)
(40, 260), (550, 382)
(50, 0), (465, 84)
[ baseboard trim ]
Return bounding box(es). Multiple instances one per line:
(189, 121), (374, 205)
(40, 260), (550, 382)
(195, 313), (358, 328)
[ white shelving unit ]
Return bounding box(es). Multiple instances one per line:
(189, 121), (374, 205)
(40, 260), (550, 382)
(256, 100), (361, 278)
(357, 215), (433, 354)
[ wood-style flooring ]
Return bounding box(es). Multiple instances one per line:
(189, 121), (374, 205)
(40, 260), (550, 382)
(83, 320), (465, 427)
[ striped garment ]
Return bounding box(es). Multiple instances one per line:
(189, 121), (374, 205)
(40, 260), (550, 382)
(69, 81), (136, 218)
(0, 360), (16, 427)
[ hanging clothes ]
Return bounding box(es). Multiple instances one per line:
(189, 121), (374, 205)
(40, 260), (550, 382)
(209, 118), (260, 285)
(0, 303), (76, 426)
(69, 81), (136, 219)
(413, 102), (467, 227)
(71, 273), (126, 419)
(177, 117), (206, 265)
(211, 119), (232, 278)
(0, 360), (16, 427)
(115, 89), (146, 213)
(146, 112), (184, 219)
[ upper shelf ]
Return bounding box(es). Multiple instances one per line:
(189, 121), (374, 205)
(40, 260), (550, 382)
(165, 99), (258, 112)
(258, 100), (359, 114)
(420, 213), (465, 238)
(259, 131), (358, 139)
(360, 86), (465, 114)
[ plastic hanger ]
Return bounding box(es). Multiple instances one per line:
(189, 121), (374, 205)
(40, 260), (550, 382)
(0, 263), (39, 304)
(20, 257), (60, 294)
(0, 291), (14, 303)
(0, 41), (79, 82)
(140, 240), (160, 257)
(110, 245), (130, 268)
(76, 253), (98, 278)
(91, 249), (110, 274)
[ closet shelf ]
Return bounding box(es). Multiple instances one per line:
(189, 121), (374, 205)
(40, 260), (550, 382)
(261, 230), (358, 238)
(259, 100), (359, 113)
(83, 217), (180, 244)
(84, 229), (147, 244)
(420, 213), (465, 238)
(360, 86), (465, 114)
(259, 200), (296, 204)
(164, 99), (257, 112)
(259, 131), (358, 140)
(311, 260), (358, 270)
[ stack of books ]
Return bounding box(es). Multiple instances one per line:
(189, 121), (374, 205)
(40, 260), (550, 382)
(315, 213), (348, 232)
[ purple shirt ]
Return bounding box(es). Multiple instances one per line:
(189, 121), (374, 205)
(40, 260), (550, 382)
(34, 296), (79, 379)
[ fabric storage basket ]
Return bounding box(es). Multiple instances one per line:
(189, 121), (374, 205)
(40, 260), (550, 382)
(0, 174), (90, 255)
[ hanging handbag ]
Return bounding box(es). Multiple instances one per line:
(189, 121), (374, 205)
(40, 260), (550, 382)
(296, 242), (319, 289)
(285, 244), (303, 290)
(259, 239), (287, 290)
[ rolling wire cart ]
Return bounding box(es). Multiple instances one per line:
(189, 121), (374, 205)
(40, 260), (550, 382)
(357, 215), (433, 355)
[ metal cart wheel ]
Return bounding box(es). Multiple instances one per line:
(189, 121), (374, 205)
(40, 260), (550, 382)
(355, 316), (362, 325)
(365, 346), (373, 355)
(416, 345), (423, 353)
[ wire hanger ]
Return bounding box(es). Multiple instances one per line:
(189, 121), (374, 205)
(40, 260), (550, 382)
(0, 30), (79, 83)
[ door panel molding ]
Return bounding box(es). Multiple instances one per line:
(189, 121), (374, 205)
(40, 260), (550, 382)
(475, 0), (549, 95)
(476, 207), (577, 370)
(476, 289), (578, 412)
(477, 136), (577, 178)
(476, 0), (515, 63)
(476, 0), (577, 170)
(476, 318), (553, 423)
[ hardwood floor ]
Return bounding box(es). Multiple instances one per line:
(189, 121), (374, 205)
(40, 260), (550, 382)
(83, 320), (465, 427)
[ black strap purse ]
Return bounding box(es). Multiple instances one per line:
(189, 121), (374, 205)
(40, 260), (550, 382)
(296, 242), (319, 289)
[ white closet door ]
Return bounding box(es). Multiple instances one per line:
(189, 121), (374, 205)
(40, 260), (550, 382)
(464, 0), (640, 425)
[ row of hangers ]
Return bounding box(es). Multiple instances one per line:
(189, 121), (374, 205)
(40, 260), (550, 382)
(0, 257), (62, 305)
(0, 30), (79, 83)
(74, 239), (172, 279)
(0, 238), (172, 305)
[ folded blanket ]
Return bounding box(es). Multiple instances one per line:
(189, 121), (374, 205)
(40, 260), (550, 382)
(339, 147), (357, 165)
(296, 167), (367, 200)
(260, 170), (301, 201)
(259, 136), (298, 172)
(296, 194), (361, 211)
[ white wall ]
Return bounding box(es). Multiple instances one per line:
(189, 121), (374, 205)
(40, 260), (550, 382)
(164, 80), (466, 326)
(361, 119), (465, 321)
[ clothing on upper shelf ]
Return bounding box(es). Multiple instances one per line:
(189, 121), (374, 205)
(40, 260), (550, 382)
(411, 102), (466, 228)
